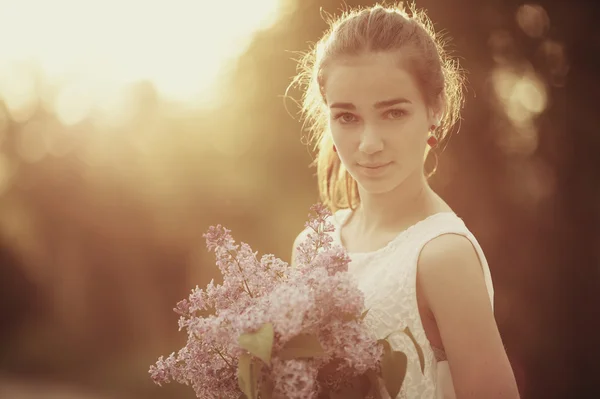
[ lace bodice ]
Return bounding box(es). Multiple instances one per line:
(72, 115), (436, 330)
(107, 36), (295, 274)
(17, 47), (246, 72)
(296, 209), (495, 399)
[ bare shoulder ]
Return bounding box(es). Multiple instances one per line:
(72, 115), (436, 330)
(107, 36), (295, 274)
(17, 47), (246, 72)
(420, 233), (481, 269)
(418, 233), (486, 290)
(417, 232), (490, 318)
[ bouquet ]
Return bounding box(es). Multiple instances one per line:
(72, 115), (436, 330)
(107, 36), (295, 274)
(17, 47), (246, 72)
(149, 204), (424, 399)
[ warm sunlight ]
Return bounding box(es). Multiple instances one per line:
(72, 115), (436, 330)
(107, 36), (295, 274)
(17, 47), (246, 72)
(0, 0), (288, 124)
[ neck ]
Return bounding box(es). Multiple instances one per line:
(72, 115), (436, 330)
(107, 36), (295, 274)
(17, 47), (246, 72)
(354, 171), (443, 234)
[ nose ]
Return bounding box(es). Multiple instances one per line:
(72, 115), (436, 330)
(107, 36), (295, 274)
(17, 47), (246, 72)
(358, 126), (384, 155)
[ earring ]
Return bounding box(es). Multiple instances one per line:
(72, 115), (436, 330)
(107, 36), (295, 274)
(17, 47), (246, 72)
(427, 135), (438, 147)
(430, 124), (437, 132)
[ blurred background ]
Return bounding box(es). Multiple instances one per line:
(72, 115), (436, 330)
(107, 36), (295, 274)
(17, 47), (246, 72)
(0, 0), (597, 398)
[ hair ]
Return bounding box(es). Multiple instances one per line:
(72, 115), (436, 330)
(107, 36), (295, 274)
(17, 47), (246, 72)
(291, 2), (465, 213)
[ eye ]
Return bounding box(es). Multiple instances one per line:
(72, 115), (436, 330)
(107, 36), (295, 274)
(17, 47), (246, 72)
(333, 112), (358, 124)
(384, 109), (406, 119)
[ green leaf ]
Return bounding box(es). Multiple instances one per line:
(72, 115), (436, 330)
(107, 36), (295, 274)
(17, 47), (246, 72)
(278, 333), (324, 360)
(238, 323), (274, 366)
(403, 327), (425, 374)
(365, 370), (384, 399)
(377, 339), (408, 399)
(237, 353), (258, 399)
(360, 308), (370, 321)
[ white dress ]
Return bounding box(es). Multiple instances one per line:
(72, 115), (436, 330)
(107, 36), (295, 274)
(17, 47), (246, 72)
(297, 209), (495, 399)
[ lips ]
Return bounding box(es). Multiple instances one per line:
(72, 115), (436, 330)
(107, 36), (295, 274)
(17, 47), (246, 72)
(359, 162), (391, 169)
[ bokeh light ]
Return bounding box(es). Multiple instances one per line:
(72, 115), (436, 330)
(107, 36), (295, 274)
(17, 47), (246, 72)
(516, 4), (550, 39)
(0, 0), (291, 123)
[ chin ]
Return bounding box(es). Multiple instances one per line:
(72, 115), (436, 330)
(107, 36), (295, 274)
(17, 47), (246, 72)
(351, 174), (402, 195)
(349, 165), (410, 195)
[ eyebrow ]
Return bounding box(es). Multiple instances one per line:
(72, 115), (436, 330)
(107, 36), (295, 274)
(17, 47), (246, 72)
(329, 97), (412, 110)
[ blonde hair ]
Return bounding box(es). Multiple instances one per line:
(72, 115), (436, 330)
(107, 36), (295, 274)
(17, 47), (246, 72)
(292, 2), (465, 213)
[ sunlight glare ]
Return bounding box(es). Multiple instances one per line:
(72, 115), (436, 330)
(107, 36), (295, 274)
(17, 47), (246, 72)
(0, 63), (38, 122)
(0, 0), (286, 122)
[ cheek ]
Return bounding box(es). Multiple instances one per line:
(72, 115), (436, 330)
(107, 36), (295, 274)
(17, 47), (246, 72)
(330, 126), (358, 149)
(389, 129), (428, 163)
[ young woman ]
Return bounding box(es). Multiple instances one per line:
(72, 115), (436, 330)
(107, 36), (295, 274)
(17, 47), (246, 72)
(291, 4), (520, 398)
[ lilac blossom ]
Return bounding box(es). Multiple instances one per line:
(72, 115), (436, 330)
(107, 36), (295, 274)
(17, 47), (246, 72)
(150, 204), (383, 399)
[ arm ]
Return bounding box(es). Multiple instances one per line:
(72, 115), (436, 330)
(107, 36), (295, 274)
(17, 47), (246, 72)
(418, 234), (520, 399)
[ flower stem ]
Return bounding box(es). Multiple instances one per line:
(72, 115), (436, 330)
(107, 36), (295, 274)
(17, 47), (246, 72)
(227, 249), (254, 298)
(214, 347), (233, 369)
(309, 222), (324, 262)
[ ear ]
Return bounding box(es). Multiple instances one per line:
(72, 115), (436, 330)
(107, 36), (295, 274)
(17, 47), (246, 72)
(427, 109), (443, 128)
(428, 95), (445, 127)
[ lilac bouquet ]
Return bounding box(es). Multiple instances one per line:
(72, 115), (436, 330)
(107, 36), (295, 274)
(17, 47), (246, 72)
(149, 204), (423, 399)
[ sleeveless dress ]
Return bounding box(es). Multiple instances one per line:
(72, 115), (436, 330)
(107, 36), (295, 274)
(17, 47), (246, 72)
(297, 208), (495, 399)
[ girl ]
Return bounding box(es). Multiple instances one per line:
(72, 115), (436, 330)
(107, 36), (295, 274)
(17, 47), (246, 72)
(291, 3), (520, 398)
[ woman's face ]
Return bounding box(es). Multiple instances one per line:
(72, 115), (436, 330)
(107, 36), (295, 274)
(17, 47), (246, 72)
(324, 52), (440, 195)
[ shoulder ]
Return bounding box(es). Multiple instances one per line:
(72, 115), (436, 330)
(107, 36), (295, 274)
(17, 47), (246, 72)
(417, 231), (494, 324)
(292, 226), (311, 248)
(419, 233), (479, 270)
(290, 227), (309, 268)
(417, 233), (490, 306)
